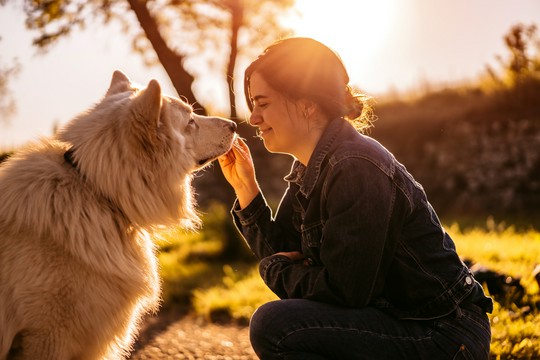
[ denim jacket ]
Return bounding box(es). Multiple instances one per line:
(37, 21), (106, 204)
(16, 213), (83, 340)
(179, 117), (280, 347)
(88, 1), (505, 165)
(232, 118), (492, 320)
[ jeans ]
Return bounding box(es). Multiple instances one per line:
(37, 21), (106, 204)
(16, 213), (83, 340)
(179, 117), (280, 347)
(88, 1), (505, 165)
(249, 299), (491, 360)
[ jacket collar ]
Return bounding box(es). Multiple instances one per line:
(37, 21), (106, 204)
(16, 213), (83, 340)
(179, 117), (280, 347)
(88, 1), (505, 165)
(285, 118), (345, 197)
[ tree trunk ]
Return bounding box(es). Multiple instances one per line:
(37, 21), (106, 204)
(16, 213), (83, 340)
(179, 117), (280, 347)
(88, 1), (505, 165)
(126, 0), (207, 115)
(225, 0), (243, 120)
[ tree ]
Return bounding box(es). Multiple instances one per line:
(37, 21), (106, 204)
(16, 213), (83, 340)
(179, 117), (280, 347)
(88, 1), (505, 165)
(0, 37), (20, 124)
(14, 0), (294, 117)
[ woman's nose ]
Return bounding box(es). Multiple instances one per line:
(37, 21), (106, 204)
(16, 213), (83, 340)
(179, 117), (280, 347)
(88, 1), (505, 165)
(249, 111), (262, 127)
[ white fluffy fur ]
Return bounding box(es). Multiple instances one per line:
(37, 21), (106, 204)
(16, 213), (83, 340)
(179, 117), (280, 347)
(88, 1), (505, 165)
(0, 71), (236, 359)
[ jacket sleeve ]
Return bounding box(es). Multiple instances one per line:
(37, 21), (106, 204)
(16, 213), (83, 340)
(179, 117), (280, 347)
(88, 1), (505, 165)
(231, 186), (302, 260)
(259, 158), (398, 307)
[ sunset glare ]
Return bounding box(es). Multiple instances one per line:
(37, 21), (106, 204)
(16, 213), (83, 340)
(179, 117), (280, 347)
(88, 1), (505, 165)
(282, 0), (397, 91)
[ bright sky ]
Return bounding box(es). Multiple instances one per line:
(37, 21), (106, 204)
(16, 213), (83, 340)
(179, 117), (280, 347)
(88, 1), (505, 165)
(1, 0), (539, 148)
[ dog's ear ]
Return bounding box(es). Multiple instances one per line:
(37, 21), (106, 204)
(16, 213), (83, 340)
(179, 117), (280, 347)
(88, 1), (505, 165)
(106, 70), (132, 97)
(132, 79), (162, 128)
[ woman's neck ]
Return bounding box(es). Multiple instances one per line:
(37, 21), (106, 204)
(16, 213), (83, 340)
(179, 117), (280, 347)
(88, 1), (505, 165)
(294, 122), (328, 165)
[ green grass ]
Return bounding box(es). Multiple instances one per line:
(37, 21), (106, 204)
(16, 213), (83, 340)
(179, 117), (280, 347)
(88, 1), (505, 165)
(450, 222), (540, 359)
(157, 209), (540, 358)
(154, 203), (256, 308)
(156, 226), (226, 306)
(192, 265), (278, 324)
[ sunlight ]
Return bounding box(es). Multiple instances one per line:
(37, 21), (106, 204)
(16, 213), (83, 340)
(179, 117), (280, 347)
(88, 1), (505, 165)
(282, 0), (398, 91)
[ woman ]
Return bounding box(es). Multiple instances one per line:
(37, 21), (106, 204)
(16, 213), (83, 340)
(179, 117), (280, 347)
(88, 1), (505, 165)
(218, 37), (492, 360)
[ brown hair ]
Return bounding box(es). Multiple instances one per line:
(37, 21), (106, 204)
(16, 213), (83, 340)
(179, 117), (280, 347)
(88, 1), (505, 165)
(244, 37), (372, 132)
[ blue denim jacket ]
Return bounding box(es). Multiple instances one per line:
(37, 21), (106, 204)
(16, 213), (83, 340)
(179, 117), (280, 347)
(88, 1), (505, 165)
(233, 118), (492, 320)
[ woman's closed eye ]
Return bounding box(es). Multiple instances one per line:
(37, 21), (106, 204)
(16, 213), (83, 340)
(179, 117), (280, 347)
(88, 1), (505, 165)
(252, 95), (270, 110)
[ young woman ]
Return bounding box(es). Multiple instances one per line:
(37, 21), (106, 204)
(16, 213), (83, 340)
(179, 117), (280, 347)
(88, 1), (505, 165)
(218, 37), (492, 360)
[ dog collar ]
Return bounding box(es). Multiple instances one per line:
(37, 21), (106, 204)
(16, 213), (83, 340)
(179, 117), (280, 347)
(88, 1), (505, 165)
(63, 147), (132, 226)
(64, 148), (78, 169)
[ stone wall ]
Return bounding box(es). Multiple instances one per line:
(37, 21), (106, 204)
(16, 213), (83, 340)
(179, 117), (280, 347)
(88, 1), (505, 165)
(371, 84), (540, 218)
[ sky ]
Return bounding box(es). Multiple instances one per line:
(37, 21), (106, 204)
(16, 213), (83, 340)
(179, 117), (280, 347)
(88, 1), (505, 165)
(1, 0), (540, 148)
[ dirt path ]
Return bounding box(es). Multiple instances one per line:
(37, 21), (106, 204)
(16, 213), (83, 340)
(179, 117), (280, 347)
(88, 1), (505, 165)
(129, 307), (257, 360)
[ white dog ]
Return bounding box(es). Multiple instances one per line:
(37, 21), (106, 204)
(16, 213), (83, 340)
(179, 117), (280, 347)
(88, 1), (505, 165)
(0, 71), (236, 359)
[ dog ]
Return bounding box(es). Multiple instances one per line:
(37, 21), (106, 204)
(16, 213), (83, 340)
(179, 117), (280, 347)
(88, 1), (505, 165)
(0, 70), (236, 359)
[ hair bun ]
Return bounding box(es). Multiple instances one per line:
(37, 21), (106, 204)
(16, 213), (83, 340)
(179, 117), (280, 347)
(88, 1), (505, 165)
(344, 87), (364, 120)
(343, 86), (374, 132)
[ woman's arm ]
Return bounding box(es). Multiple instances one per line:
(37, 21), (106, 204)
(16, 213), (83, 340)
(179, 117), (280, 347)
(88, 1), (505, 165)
(231, 186), (303, 260)
(219, 138), (302, 259)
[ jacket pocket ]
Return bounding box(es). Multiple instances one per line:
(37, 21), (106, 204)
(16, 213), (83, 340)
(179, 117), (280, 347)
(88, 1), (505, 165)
(301, 221), (324, 266)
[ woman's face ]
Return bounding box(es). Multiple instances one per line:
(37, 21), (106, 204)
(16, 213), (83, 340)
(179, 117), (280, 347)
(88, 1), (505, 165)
(248, 72), (306, 156)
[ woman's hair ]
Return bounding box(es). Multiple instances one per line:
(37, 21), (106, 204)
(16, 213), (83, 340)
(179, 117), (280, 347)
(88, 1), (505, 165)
(244, 37), (373, 132)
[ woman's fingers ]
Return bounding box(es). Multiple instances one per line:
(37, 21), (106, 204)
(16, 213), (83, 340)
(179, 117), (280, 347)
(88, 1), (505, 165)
(218, 138), (256, 186)
(218, 149), (235, 167)
(231, 137), (251, 160)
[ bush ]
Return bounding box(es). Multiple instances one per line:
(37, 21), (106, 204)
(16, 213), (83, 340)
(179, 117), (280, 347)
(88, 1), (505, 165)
(192, 265), (277, 324)
(155, 202), (255, 307)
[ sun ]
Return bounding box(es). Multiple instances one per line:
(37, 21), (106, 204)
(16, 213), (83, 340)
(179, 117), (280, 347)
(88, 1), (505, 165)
(281, 0), (398, 91)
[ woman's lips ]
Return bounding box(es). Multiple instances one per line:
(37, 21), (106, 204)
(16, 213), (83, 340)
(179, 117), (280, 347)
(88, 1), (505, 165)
(259, 128), (272, 136)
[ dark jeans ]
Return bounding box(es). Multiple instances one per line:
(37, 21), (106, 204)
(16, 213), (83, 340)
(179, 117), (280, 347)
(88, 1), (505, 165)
(249, 299), (491, 360)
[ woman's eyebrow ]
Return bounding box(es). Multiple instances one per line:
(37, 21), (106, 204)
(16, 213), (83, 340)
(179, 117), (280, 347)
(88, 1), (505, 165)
(251, 95), (269, 103)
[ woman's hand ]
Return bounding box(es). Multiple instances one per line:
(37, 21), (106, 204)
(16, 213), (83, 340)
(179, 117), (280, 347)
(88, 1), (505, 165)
(275, 251), (305, 261)
(275, 251), (309, 265)
(218, 137), (260, 208)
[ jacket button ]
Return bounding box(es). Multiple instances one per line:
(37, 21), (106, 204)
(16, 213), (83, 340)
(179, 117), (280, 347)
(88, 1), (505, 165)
(306, 257), (314, 266)
(465, 276), (473, 285)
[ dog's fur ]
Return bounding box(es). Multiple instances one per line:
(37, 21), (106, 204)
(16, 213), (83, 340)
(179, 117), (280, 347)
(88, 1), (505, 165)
(0, 71), (236, 359)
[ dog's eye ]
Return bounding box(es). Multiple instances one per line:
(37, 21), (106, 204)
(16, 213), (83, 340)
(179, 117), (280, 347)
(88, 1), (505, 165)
(187, 118), (198, 129)
(186, 118), (199, 131)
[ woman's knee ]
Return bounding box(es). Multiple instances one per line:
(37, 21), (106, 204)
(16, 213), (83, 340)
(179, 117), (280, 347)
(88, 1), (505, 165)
(249, 301), (281, 358)
(250, 299), (307, 335)
(250, 300), (307, 358)
(250, 300), (283, 342)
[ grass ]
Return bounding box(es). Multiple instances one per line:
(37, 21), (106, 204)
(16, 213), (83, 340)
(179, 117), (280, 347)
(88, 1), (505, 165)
(192, 265), (278, 324)
(450, 221), (540, 359)
(154, 203), (257, 308)
(156, 208), (540, 359)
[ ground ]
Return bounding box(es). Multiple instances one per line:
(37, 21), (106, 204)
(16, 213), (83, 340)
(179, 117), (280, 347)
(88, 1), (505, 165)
(130, 307), (257, 360)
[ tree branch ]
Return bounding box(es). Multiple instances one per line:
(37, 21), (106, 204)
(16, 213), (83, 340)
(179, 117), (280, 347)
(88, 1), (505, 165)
(126, 0), (206, 114)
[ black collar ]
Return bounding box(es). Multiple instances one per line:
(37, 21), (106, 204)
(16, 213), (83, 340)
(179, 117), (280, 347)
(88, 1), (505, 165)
(64, 148), (78, 169)
(62, 147), (131, 225)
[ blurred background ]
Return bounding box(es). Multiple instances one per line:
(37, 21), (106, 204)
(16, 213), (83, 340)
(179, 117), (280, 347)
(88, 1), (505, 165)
(1, 0), (539, 219)
(2, 2), (540, 357)
(0, 0), (540, 216)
